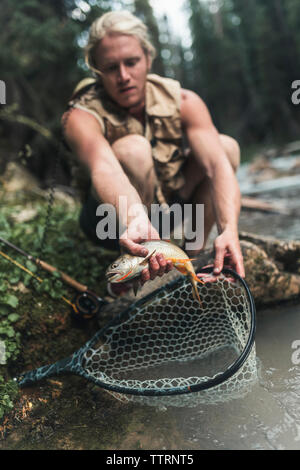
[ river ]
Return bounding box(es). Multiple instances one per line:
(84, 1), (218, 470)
(159, 302), (300, 450)
(121, 158), (300, 450)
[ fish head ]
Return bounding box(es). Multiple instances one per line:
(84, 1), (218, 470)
(105, 254), (140, 283)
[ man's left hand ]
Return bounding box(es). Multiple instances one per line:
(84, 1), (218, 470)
(212, 228), (245, 278)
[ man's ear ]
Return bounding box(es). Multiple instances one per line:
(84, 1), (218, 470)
(146, 52), (152, 72)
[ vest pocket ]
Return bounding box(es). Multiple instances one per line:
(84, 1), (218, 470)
(153, 143), (186, 193)
(152, 141), (182, 164)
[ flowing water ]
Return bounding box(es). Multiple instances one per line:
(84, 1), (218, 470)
(163, 302), (300, 450)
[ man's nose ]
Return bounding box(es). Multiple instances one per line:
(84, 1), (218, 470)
(118, 63), (130, 82)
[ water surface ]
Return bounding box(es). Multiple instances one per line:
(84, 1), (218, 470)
(163, 302), (300, 450)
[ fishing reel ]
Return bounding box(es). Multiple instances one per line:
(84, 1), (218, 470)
(0, 236), (109, 321)
(71, 290), (108, 321)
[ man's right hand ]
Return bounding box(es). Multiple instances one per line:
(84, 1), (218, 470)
(119, 215), (173, 284)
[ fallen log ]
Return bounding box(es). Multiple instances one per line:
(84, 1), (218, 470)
(241, 196), (290, 214)
(240, 174), (300, 196)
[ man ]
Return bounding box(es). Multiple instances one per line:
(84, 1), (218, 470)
(62, 10), (245, 294)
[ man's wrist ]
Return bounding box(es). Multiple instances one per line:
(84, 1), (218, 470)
(217, 224), (239, 237)
(126, 203), (149, 225)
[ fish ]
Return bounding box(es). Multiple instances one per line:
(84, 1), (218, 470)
(105, 240), (204, 304)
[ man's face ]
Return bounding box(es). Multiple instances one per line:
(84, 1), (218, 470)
(94, 33), (151, 110)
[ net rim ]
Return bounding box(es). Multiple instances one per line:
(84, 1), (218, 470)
(82, 267), (256, 397)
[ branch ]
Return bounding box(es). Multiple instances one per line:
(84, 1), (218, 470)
(0, 104), (54, 142)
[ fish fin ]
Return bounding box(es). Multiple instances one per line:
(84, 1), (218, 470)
(182, 262), (205, 284)
(189, 273), (203, 306)
(190, 271), (205, 284)
(182, 264), (203, 306)
(139, 249), (156, 266)
(169, 257), (196, 264)
(132, 278), (140, 296)
(174, 265), (188, 275)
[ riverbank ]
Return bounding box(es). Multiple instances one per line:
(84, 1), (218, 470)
(1, 153), (300, 449)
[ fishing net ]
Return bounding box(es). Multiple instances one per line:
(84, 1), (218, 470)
(17, 268), (257, 408)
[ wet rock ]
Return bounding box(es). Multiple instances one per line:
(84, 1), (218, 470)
(1, 162), (39, 193)
(239, 233), (300, 306)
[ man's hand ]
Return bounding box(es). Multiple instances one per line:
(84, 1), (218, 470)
(213, 228), (245, 278)
(119, 215), (173, 284)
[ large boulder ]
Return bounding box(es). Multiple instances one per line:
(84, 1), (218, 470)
(239, 232), (300, 306)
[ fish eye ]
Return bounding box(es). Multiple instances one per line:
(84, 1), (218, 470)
(111, 263), (118, 269)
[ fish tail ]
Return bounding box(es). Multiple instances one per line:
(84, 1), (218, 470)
(174, 262), (205, 285)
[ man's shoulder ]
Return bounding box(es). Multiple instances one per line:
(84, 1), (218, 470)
(147, 73), (181, 93)
(180, 89), (212, 128)
(70, 77), (98, 100)
(146, 74), (181, 113)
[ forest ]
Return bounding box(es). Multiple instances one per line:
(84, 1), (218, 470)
(1, 0), (300, 184)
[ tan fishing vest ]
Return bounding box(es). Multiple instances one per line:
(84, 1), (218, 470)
(67, 74), (186, 203)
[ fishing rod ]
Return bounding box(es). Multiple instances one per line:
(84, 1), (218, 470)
(0, 236), (107, 320)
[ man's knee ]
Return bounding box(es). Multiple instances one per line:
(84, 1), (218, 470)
(112, 135), (155, 206)
(219, 134), (240, 172)
(112, 134), (152, 166)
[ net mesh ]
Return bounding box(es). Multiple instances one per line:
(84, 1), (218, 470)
(81, 272), (257, 407)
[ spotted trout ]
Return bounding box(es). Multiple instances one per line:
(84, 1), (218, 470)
(105, 240), (203, 304)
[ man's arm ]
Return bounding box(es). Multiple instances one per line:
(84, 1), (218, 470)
(180, 89), (245, 277)
(63, 108), (172, 280)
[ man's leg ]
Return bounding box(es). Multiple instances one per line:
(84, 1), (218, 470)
(111, 134), (157, 211)
(178, 134), (240, 252)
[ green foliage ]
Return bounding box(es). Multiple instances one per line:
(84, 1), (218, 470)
(0, 0), (92, 177)
(0, 377), (19, 420)
(0, 182), (117, 421)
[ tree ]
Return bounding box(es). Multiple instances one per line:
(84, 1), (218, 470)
(0, 0), (108, 181)
(186, 0), (300, 147)
(134, 0), (165, 75)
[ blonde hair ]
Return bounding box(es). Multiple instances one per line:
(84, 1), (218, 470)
(85, 11), (156, 76)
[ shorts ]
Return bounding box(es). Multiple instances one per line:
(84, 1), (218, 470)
(79, 192), (120, 251)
